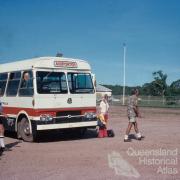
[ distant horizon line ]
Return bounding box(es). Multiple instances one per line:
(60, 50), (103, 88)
(100, 81), (179, 87)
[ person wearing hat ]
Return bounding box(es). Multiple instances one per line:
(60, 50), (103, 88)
(98, 94), (109, 138)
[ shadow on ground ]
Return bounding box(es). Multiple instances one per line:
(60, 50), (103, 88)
(128, 134), (137, 140)
(36, 128), (98, 143)
(4, 129), (98, 143)
(0, 140), (22, 157)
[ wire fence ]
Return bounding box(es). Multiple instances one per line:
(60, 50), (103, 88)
(97, 95), (180, 108)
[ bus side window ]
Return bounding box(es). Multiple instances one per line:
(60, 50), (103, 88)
(67, 73), (75, 93)
(6, 72), (21, 96)
(0, 73), (8, 96)
(60, 74), (68, 93)
(19, 71), (34, 96)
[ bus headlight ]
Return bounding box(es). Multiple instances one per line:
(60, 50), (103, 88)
(40, 114), (53, 121)
(84, 112), (96, 119)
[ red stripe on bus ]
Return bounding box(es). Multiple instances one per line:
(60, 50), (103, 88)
(3, 107), (96, 116)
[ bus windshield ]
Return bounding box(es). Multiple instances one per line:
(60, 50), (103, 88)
(36, 71), (68, 94)
(67, 73), (94, 94)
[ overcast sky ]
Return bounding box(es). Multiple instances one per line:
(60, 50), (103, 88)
(0, 0), (179, 86)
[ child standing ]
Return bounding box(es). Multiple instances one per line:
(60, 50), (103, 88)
(98, 94), (109, 138)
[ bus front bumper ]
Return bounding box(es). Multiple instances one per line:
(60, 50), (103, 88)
(36, 121), (97, 131)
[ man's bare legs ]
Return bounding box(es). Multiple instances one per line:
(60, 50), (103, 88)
(133, 122), (143, 140)
(126, 122), (133, 135)
(124, 122), (133, 142)
(133, 122), (139, 133)
(124, 121), (143, 141)
(0, 124), (5, 150)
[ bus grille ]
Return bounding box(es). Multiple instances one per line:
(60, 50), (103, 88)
(56, 111), (81, 117)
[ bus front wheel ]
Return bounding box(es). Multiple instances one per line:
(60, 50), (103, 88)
(18, 117), (34, 142)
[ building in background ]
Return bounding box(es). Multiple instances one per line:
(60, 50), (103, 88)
(96, 84), (112, 101)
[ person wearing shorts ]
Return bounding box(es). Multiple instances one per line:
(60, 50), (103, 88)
(124, 89), (144, 142)
(98, 94), (109, 138)
(0, 99), (7, 152)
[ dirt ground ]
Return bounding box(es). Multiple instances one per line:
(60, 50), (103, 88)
(0, 106), (180, 180)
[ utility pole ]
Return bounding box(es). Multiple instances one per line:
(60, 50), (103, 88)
(122, 43), (126, 105)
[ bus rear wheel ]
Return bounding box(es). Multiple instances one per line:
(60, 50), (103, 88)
(18, 117), (34, 142)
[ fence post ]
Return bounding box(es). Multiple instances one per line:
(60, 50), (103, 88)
(148, 95), (150, 105)
(163, 95), (165, 106)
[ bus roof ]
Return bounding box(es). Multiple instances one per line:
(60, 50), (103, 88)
(0, 57), (91, 73)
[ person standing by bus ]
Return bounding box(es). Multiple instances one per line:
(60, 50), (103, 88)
(124, 89), (144, 142)
(0, 98), (7, 152)
(98, 94), (109, 138)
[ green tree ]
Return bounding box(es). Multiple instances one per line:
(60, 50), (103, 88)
(169, 79), (180, 96)
(152, 70), (168, 96)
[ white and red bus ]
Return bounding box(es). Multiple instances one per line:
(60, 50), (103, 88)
(0, 57), (97, 141)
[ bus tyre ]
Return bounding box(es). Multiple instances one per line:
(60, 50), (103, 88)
(17, 122), (22, 139)
(18, 117), (34, 142)
(76, 128), (87, 137)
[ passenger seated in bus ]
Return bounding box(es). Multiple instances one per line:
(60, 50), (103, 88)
(21, 71), (30, 88)
(19, 72), (33, 96)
